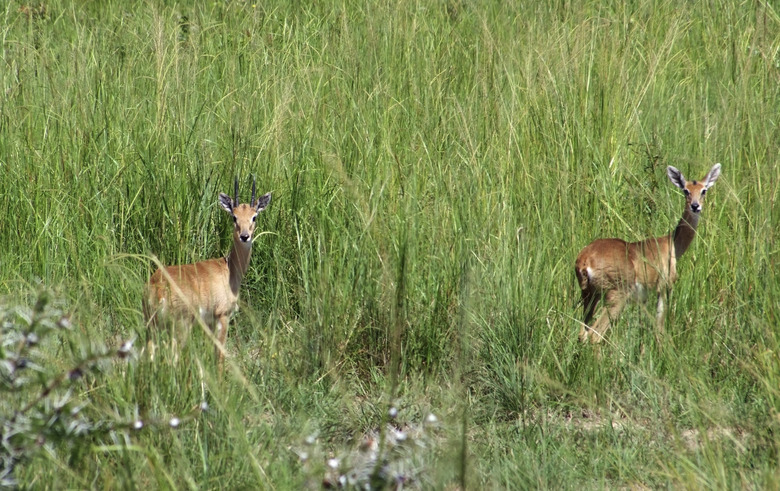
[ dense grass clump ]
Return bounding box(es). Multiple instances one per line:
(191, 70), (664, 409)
(1, 0), (778, 487)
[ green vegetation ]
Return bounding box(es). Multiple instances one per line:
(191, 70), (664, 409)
(1, 0), (778, 487)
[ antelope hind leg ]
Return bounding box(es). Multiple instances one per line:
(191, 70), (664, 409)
(578, 287), (599, 342)
(588, 289), (629, 343)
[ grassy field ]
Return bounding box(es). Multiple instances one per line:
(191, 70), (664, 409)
(1, 0), (779, 488)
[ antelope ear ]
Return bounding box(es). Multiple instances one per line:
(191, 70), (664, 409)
(667, 166), (687, 190)
(703, 163), (721, 189)
(218, 193), (234, 213)
(255, 192), (271, 212)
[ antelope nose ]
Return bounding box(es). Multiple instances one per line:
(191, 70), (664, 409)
(691, 203), (701, 213)
(240, 234), (251, 242)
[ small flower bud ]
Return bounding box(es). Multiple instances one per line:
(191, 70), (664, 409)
(57, 316), (72, 329)
(118, 340), (134, 358)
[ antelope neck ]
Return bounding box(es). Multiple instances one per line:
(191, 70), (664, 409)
(672, 206), (700, 259)
(226, 241), (252, 294)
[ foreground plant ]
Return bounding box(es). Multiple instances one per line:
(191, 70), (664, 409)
(0, 290), (203, 487)
(298, 408), (441, 489)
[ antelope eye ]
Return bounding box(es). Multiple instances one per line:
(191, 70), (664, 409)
(683, 189), (690, 196)
(252, 215), (257, 222)
(233, 216), (237, 223)
(701, 189), (707, 196)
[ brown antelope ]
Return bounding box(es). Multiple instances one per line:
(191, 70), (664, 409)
(575, 164), (721, 343)
(145, 178), (271, 367)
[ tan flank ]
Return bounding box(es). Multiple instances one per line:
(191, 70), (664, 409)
(145, 178), (271, 368)
(575, 164), (721, 343)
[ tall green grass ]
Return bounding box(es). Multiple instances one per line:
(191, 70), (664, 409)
(1, 0), (778, 487)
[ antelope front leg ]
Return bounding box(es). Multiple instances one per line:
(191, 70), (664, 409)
(216, 315), (230, 370)
(655, 290), (668, 344)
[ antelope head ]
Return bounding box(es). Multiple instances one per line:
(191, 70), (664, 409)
(218, 177), (272, 246)
(667, 164), (721, 214)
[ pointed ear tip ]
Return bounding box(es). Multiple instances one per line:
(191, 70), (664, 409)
(256, 193), (271, 207)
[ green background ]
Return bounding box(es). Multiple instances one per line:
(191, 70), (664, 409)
(1, 1), (778, 488)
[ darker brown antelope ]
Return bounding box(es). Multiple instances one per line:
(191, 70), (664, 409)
(145, 178), (271, 368)
(575, 164), (721, 343)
